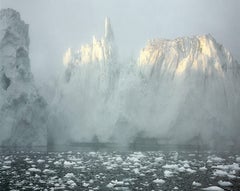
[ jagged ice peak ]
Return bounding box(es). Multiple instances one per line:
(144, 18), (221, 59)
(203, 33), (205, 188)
(63, 17), (115, 66)
(138, 34), (238, 78)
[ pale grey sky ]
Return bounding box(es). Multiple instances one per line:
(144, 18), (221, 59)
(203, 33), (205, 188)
(1, 0), (240, 82)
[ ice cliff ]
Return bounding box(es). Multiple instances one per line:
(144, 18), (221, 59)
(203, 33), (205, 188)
(0, 9), (48, 146)
(1, 9), (239, 148)
(50, 17), (118, 144)
(63, 17), (115, 66)
(59, 20), (240, 147)
(137, 35), (240, 146)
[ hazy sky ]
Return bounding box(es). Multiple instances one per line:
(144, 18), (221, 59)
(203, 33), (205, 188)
(1, 0), (240, 83)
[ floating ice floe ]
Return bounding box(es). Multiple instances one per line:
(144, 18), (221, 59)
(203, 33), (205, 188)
(192, 181), (202, 186)
(112, 180), (124, 186)
(186, 168), (196, 173)
(2, 165), (11, 170)
(64, 161), (75, 167)
(106, 182), (115, 188)
(115, 156), (123, 163)
(132, 168), (140, 174)
(164, 170), (174, 177)
(199, 166), (207, 171)
(212, 163), (240, 171)
(66, 179), (76, 188)
(54, 160), (62, 166)
(43, 169), (55, 174)
(153, 178), (165, 184)
(28, 168), (41, 173)
(213, 169), (228, 177)
(37, 159), (45, 163)
(202, 186), (224, 191)
(4, 160), (12, 165)
(218, 180), (233, 187)
(64, 173), (75, 179)
(154, 157), (164, 163)
(236, 157), (240, 162)
(83, 182), (89, 187)
(207, 156), (225, 163)
(163, 164), (179, 170)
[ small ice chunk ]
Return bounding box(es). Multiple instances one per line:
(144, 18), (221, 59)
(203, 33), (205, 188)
(28, 168), (41, 173)
(236, 157), (240, 162)
(132, 152), (145, 159)
(127, 157), (139, 163)
(229, 163), (240, 171)
(64, 161), (75, 168)
(67, 180), (76, 188)
(2, 165), (11, 170)
(37, 159), (45, 163)
(112, 180), (124, 185)
(54, 161), (61, 166)
(186, 168), (196, 173)
(115, 156), (123, 162)
(209, 156), (225, 163)
(163, 164), (179, 170)
(192, 181), (201, 186)
(133, 168), (140, 174)
(199, 166), (207, 171)
(178, 167), (185, 172)
(43, 169), (55, 174)
(83, 182), (89, 187)
(89, 152), (96, 156)
(164, 170), (174, 178)
(153, 178), (165, 184)
(202, 186), (224, 191)
(154, 157), (164, 163)
(183, 163), (190, 168)
(106, 182), (115, 188)
(227, 174), (236, 179)
(64, 173), (75, 179)
(212, 163), (240, 171)
(4, 161), (12, 165)
(213, 170), (228, 177)
(24, 157), (31, 161)
(218, 180), (233, 187)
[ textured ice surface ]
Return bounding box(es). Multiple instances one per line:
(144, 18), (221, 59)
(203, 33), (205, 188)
(58, 18), (240, 147)
(0, 9), (48, 146)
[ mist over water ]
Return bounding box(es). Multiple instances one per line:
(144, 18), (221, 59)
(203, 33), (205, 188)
(0, 1), (240, 150)
(1, 3), (240, 191)
(48, 19), (240, 149)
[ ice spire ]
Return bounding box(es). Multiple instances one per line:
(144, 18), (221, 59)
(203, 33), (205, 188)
(0, 9), (48, 146)
(104, 17), (114, 41)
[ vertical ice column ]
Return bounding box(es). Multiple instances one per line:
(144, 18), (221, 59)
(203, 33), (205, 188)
(104, 17), (114, 41)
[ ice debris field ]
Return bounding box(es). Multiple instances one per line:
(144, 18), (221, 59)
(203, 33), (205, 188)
(0, 150), (240, 190)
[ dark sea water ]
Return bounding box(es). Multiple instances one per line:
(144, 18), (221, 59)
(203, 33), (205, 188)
(0, 146), (240, 191)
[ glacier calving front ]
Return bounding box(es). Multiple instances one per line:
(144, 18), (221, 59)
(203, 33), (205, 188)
(58, 18), (240, 147)
(0, 8), (239, 147)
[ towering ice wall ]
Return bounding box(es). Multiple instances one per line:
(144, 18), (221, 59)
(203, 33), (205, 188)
(62, 17), (117, 91)
(0, 9), (48, 146)
(63, 17), (115, 66)
(51, 18), (118, 144)
(58, 29), (240, 147)
(136, 35), (240, 147)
